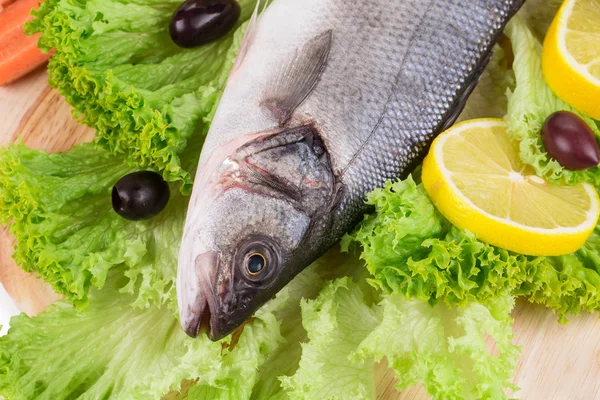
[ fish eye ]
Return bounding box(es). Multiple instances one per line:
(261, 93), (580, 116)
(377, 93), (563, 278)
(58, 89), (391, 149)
(236, 237), (279, 282)
(245, 253), (267, 275)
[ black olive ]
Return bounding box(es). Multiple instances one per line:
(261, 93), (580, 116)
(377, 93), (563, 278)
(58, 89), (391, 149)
(541, 111), (600, 171)
(170, 0), (241, 48)
(112, 171), (170, 221)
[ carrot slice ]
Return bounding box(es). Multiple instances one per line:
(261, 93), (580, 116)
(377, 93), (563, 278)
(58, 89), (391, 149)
(0, 0), (16, 12)
(0, 0), (41, 43)
(0, 0), (51, 86)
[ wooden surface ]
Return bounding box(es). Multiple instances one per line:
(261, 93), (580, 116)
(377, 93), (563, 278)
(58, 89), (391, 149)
(1, 69), (600, 400)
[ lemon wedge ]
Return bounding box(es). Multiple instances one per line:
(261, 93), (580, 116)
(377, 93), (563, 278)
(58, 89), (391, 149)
(422, 118), (600, 256)
(543, 0), (600, 119)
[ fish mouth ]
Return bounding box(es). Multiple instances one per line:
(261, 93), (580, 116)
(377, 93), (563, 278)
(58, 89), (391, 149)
(178, 250), (219, 340)
(182, 295), (213, 339)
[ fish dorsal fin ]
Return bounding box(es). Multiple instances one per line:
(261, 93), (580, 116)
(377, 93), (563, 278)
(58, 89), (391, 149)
(232, 0), (270, 73)
(262, 30), (333, 126)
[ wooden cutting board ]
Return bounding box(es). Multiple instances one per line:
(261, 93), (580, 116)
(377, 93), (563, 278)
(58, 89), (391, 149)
(1, 68), (600, 400)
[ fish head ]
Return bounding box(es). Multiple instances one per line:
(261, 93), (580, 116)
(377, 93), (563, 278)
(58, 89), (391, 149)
(178, 124), (339, 341)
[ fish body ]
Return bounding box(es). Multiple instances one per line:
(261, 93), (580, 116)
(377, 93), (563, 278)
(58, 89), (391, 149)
(178, 0), (525, 340)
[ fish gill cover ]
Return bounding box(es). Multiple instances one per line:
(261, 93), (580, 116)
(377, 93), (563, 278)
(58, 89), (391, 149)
(0, 1), (599, 400)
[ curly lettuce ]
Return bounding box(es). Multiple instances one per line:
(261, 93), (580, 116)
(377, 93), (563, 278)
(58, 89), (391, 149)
(343, 175), (600, 323)
(0, 272), (285, 400)
(26, 0), (258, 193)
(279, 278), (381, 400)
(356, 294), (519, 400)
(281, 278), (518, 400)
(0, 143), (185, 307)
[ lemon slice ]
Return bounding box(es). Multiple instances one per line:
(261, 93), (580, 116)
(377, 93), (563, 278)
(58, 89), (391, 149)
(422, 118), (600, 256)
(543, 0), (600, 119)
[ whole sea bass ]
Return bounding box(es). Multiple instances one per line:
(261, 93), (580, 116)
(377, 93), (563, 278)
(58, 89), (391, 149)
(178, 0), (525, 340)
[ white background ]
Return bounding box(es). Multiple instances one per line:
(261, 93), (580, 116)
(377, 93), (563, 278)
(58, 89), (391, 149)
(0, 283), (19, 336)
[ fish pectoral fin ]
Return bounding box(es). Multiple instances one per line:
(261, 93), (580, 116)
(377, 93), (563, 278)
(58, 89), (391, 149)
(261, 30), (333, 126)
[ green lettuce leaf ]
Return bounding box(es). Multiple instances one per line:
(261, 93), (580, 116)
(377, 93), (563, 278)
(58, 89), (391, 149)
(342, 176), (600, 322)
(280, 277), (519, 400)
(248, 250), (369, 400)
(26, 0), (258, 192)
(504, 16), (600, 186)
(355, 294), (519, 400)
(0, 273), (285, 400)
(0, 143), (188, 307)
(279, 278), (381, 400)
